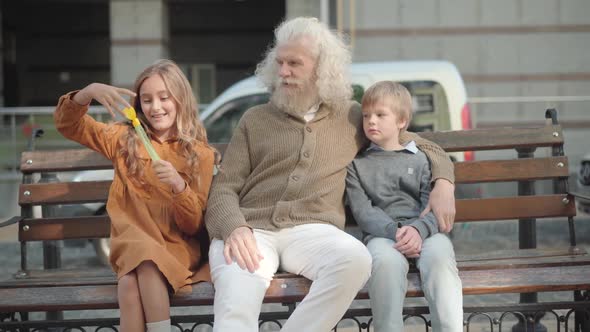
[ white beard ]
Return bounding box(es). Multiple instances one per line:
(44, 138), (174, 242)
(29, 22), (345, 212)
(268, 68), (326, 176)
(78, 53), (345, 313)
(270, 78), (320, 116)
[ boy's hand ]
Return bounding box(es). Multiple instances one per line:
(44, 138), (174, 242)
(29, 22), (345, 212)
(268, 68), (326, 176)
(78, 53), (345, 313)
(152, 159), (186, 194)
(394, 226), (422, 258)
(73, 83), (136, 118)
(421, 178), (456, 233)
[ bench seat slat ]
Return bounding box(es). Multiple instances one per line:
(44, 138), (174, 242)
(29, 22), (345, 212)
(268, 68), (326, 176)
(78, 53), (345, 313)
(454, 264), (590, 295)
(456, 247), (586, 262)
(3, 250), (588, 289)
(4, 267), (114, 281)
(455, 194), (576, 222)
(454, 156), (569, 184)
(2, 264), (589, 312)
(0, 276), (116, 289)
(418, 126), (563, 152)
(457, 251), (590, 270)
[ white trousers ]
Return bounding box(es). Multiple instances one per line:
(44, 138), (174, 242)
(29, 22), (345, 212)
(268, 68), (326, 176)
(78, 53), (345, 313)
(367, 234), (463, 332)
(209, 223), (372, 332)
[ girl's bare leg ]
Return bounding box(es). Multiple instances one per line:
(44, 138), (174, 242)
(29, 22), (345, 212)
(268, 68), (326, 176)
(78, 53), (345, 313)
(136, 260), (171, 323)
(117, 271), (145, 332)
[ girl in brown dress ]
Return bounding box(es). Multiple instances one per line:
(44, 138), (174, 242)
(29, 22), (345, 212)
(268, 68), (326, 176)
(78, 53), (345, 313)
(54, 59), (215, 332)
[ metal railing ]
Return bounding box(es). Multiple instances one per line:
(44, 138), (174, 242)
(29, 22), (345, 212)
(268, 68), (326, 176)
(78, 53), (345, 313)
(468, 96), (590, 130)
(469, 95), (590, 104)
(0, 106), (107, 175)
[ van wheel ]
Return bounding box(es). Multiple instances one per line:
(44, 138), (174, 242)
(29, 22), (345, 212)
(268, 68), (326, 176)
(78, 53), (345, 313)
(91, 206), (110, 266)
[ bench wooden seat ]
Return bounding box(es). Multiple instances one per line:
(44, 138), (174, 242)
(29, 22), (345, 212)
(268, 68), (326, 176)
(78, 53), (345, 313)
(1, 248), (589, 290)
(1, 109), (589, 331)
(3, 264), (590, 313)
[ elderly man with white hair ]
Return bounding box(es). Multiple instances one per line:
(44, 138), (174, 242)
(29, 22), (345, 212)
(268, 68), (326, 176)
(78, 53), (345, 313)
(204, 17), (456, 332)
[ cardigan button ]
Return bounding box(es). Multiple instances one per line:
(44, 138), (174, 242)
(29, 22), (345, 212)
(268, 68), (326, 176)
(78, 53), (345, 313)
(303, 152), (310, 158)
(306, 127), (312, 133)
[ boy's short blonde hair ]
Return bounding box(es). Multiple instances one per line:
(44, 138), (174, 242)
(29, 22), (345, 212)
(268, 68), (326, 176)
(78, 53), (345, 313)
(361, 81), (413, 131)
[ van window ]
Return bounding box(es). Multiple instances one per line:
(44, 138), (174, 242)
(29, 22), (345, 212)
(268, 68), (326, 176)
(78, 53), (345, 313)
(204, 93), (270, 143)
(401, 81), (450, 132)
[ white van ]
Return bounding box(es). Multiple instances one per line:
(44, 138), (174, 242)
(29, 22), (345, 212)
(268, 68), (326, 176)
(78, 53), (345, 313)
(201, 60), (473, 161)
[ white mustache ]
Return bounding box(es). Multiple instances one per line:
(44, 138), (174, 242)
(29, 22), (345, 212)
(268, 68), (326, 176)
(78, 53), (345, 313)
(278, 78), (303, 86)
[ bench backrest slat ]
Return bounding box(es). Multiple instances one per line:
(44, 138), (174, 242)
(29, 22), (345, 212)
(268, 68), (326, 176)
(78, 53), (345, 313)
(19, 216), (110, 241)
(20, 149), (112, 173)
(455, 194), (576, 222)
(454, 156), (569, 184)
(418, 125), (563, 152)
(17, 156), (571, 205)
(19, 143), (227, 173)
(18, 195), (575, 242)
(19, 181), (111, 206)
(19, 126), (563, 173)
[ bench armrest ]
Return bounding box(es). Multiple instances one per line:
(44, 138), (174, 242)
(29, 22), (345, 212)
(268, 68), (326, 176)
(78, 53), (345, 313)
(0, 216), (23, 228)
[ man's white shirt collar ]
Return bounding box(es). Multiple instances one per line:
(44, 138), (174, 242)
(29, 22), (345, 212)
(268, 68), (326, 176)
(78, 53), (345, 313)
(304, 103), (320, 122)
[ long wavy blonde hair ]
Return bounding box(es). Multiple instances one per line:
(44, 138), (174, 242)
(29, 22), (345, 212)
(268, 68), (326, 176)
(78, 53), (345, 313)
(255, 17), (353, 111)
(118, 59), (215, 185)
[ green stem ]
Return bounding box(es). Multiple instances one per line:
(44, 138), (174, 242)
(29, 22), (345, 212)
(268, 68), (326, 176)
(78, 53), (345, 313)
(135, 126), (160, 161)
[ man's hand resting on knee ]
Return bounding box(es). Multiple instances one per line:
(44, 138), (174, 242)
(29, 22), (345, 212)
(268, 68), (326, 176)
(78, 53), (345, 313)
(224, 226), (264, 273)
(420, 179), (456, 233)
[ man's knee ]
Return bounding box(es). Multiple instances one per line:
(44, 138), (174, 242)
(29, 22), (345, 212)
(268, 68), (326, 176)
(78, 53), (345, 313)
(212, 271), (268, 331)
(351, 247), (372, 275)
(212, 264), (271, 303)
(330, 240), (372, 285)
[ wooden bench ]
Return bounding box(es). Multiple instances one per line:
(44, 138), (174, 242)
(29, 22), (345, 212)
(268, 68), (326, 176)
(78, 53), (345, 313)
(1, 109), (589, 331)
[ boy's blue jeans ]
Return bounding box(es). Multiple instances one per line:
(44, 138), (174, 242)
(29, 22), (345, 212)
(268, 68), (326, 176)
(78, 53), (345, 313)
(366, 234), (463, 332)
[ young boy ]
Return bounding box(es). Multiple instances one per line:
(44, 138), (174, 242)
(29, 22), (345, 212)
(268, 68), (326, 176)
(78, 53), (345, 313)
(346, 81), (463, 332)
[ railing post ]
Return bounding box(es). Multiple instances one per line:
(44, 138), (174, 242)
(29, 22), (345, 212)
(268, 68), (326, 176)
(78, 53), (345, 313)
(512, 147), (547, 332)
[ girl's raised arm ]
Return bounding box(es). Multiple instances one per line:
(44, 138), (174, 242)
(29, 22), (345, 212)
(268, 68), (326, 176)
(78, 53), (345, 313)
(73, 83), (136, 118)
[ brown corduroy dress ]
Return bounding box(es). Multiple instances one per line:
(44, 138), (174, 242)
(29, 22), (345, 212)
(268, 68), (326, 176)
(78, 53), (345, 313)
(54, 92), (213, 293)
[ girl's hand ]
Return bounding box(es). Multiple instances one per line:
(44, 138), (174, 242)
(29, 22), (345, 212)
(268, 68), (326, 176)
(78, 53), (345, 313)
(73, 83), (136, 119)
(152, 159), (186, 194)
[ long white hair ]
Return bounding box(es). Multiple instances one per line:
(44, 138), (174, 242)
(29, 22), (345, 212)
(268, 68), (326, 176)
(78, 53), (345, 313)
(255, 17), (353, 111)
